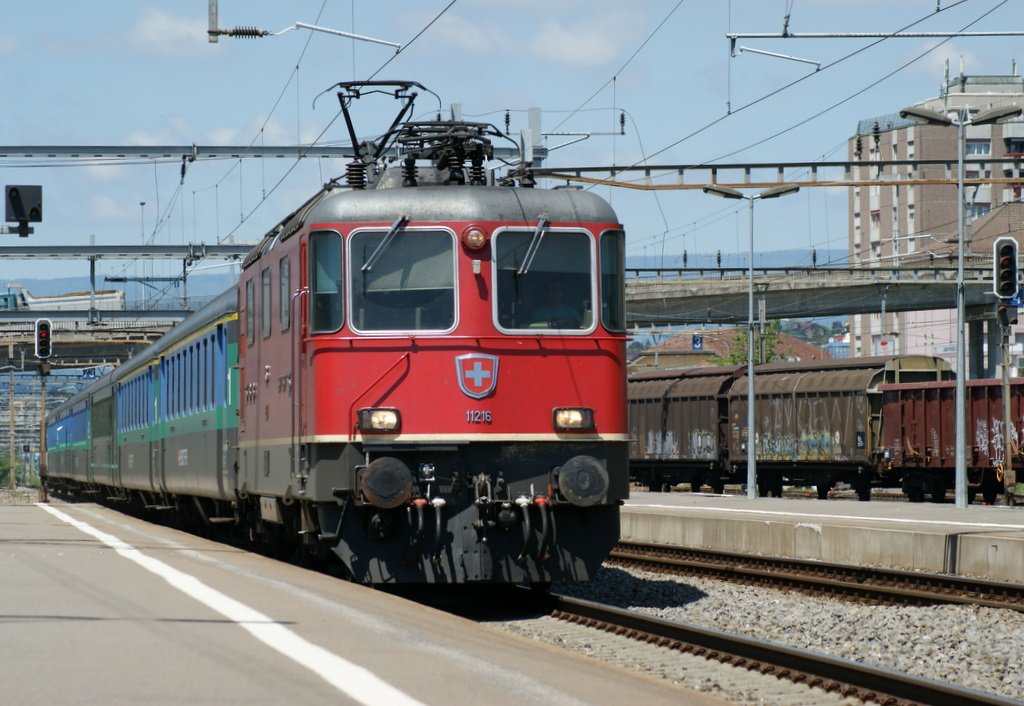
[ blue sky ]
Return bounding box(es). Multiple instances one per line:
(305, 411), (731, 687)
(1, 0), (1021, 284)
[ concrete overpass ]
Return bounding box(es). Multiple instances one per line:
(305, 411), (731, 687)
(624, 265), (1004, 326)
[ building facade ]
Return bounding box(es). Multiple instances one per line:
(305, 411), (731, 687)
(848, 71), (1024, 373)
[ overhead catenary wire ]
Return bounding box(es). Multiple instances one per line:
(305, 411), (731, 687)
(636, 0), (978, 166)
(216, 2), (460, 245)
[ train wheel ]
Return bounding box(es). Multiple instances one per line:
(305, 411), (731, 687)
(928, 478), (948, 503)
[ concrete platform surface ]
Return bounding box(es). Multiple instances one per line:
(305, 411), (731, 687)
(622, 493), (1024, 583)
(0, 501), (725, 706)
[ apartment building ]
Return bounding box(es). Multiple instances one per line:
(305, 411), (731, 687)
(848, 71), (1024, 373)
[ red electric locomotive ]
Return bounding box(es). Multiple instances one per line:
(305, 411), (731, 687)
(236, 82), (629, 584)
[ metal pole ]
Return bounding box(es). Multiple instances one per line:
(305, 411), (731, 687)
(747, 196), (757, 499)
(89, 255), (97, 324)
(38, 372), (47, 502)
(954, 116), (967, 508)
(8, 367), (15, 491)
(1003, 321), (1012, 506)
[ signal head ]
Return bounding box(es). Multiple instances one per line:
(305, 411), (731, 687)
(34, 318), (53, 359)
(993, 237), (1019, 302)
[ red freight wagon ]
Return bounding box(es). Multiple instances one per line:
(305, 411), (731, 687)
(879, 378), (1024, 503)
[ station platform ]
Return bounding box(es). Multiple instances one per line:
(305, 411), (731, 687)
(621, 492), (1024, 583)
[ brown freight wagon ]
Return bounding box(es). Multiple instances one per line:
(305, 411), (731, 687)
(879, 378), (1024, 503)
(727, 355), (953, 499)
(628, 366), (743, 492)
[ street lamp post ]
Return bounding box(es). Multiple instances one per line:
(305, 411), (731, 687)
(900, 104), (1022, 507)
(702, 183), (800, 498)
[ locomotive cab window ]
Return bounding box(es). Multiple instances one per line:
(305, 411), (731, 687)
(494, 229), (594, 332)
(349, 228), (455, 332)
(310, 231), (343, 333)
(600, 230), (626, 331)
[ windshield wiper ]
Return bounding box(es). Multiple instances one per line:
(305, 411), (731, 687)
(361, 215), (409, 272)
(515, 215), (550, 276)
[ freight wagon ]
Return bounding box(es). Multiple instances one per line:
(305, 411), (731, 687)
(630, 355), (954, 499)
(879, 378), (1024, 503)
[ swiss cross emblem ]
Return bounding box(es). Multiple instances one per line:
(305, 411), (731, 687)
(455, 354), (499, 399)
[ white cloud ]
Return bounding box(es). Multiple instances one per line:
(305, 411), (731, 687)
(89, 194), (133, 223)
(910, 45), (982, 82)
(130, 8), (207, 57)
(84, 164), (123, 182)
(429, 13), (514, 53)
(124, 117), (195, 146)
(205, 116), (305, 147)
(207, 127), (240, 146)
(529, 13), (642, 68)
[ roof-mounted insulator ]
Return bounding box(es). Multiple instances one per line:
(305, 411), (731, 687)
(346, 161), (367, 190)
(212, 26), (270, 39)
(402, 155), (418, 188)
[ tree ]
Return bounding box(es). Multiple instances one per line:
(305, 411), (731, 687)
(0, 456), (11, 487)
(714, 322), (784, 365)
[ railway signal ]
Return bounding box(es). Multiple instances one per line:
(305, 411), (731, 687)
(993, 237), (1019, 302)
(3, 184), (42, 237)
(34, 318), (52, 359)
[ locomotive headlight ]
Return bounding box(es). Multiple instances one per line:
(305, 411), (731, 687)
(461, 225), (488, 250)
(553, 407), (594, 432)
(358, 408), (401, 432)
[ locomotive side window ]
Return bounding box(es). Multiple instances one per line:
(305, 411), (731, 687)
(310, 230), (343, 333)
(493, 229), (593, 331)
(349, 229), (455, 332)
(245, 280), (255, 346)
(279, 256), (291, 332)
(261, 267), (272, 339)
(600, 230), (626, 331)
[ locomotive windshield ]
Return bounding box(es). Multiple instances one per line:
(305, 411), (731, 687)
(349, 228), (456, 331)
(494, 229), (596, 332)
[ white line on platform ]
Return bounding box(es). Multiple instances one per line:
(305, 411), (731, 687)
(634, 504), (1024, 531)
(39, 503), (427, 706)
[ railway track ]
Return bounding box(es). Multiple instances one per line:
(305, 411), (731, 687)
(548, 593), (1020, 706)
(610, 542), (1024, 612)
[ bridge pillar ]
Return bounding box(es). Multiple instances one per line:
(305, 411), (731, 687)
(985, 319), (1003, 377)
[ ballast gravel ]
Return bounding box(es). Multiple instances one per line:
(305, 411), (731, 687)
(490, 564), (1024, 704)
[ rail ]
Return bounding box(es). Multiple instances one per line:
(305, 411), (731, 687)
(549, 593), (1020, 706)
(609, 542), (1024, 612)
